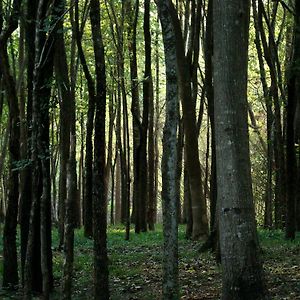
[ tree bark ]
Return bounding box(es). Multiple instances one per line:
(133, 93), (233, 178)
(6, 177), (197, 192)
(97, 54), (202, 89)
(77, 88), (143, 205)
(142, 0), (153, 231)
(157, 1), (179, 298)
(24, 0), (56, 296)
(285, 0), (300, 240)
(125, 0), (141, 232)
(20, 0), (36, 285)
(0, 0), (21, 287)
(90, 0), (109, 297)
(213, 0), (267, 298)
(74, 0), (96, 238)
(168, 2), (209, 239)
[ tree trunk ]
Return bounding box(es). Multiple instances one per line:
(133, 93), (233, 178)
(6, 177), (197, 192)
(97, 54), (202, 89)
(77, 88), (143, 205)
(54, 3), (77, 297)
(213, 0), (267, 298)
(169, 2), (209, 239)
(176, 117), (184, 224)
(257, 0), (286, 229)
(0, 0), (21, 286)
(20, 0), (36, 284)
(141, 0), (152, 232)
(24, 0), (56, 295)
(90, 0), (109, 297)
(74, 0), (96, 238)
(115, 153), (121, 223)
(285, 0), (300, 240)
(252, 0), (274, 228)
(157, 1), (179, 298)
(125, 0), (141, 232)
(184, 161), (193, 238)
(147, 0), (156, 231)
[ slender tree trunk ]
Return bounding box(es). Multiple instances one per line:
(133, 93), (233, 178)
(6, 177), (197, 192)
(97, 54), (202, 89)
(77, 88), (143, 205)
(204, 0), (218, 245)
(153, 12), (160, 225)
(140, 0), (152, 232)
(169, 2), (209, 239)
(157, 1), (179, 298)
(20, 0), (36, 284)
(184, 160), (193, 238)
(0, 0), (21, 286)
(108, 92), (116, 225)
(257, 0), (286, 228)
(90, 0), (109, 297)
(147, 0), (156, 231)
(55, 2), (72, 249)
(74, 0), (96, 238)
(252, 0), (273, 228)
(115, 152), (121, 223)
(79, 113), (85, 226)
(176, 117), (184, 224)
(54, 2), (77, 297)
(125, 0), (143, 233)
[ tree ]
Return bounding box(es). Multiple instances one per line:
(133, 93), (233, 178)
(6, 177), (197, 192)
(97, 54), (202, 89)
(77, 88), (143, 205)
(90, 0), (109, 297)
(74, 0), (96, 239)
(54, 0), (77, 297)
(213, 0), (267, 298)
(256, 0), (286, 229)
(0, 0), (21, 288)
(251, 0), (273, 229)
(168, 1), (209, 240)
(285, 0), (300, 240)
(157, 0), (179, 298)
(20, 0), (35, 285)
(23, 0), (57, 295)
(124, 0), (142, 233)
(146, 0), (156, 231)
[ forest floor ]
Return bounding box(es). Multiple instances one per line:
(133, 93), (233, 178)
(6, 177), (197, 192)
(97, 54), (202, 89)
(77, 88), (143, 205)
(0, 225), (300, 299)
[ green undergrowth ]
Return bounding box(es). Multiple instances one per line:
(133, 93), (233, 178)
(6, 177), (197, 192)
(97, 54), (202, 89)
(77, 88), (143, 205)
(0, 225), (299, 299)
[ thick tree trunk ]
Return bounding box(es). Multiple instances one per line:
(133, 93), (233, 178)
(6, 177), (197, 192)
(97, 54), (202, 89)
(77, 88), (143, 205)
(213, 0), (267, 299)
(285, 0), (300, 240)
(24, 0), (56, 296)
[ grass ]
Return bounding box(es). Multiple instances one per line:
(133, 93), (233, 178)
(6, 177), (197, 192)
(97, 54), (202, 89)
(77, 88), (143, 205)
(0, 225), (300, 299)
